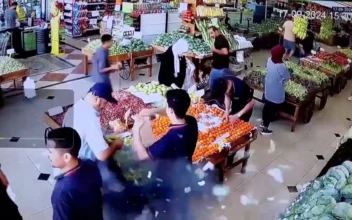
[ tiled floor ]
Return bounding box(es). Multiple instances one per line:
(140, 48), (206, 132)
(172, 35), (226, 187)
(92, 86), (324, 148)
(0, 49), (351, 220)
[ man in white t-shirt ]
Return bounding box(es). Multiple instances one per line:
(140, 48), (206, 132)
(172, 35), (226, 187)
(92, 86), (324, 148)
(282, 15), (296, 59)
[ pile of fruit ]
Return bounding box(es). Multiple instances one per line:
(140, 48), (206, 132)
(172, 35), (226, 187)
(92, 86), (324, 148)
(293, 16), (308, 39)
(100, 90), (152, 130)
(195, 19), (238, 50)
(247, 18), (282, 34)
(322, 61), (343, 75)
(112, 136), (151, 185)
(196, 6), (224, 17)
(127, 81), (171, 96)
(338, 49), (352, 59)
(244, 69), (308, 102)
(83, 39), (127, 55)
(0, 56), (27, 75)
(151, 103), (255, 162)
(319, 19), (335, 40)
(280, 161), (352, 220)
(285, 61), (330, 92)
(126, 39), (152, 53)
(152, 32), (212, 56)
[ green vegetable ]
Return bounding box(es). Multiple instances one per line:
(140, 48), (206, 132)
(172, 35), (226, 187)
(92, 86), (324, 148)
(332, 202), (352, 219)
(343, 161), (352, 175)
(84, 39), (127, 55)
(319, 19), (335, 40)
(0, 56), (26, 75)
(319, 214), (336, 220)
(341, 184), (352, 199)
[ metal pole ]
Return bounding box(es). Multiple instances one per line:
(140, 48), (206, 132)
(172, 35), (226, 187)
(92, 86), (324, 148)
(265, 0), (267, 20)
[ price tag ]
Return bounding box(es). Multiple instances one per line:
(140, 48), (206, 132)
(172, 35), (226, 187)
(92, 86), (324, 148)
(87, 38), (90, 42)
(337, 45), (341, 49)
(215, 3), (220, 8)
(348, 59), (351, 64)
(6, 48), (15, 55)
(311, 50), (316, 55)
(114, 4), (121, 11)
(320, 48), (325, 52)
(91, 11), (99, 17)
(90, 19), (97, 25)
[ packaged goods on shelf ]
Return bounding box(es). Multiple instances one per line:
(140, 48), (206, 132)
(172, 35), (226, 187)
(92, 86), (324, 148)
(196, 6), (224, 17)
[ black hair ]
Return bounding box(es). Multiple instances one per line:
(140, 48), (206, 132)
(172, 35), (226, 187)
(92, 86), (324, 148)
(212, 78), (228, 98)
(208, 26), (218, 31)
(11, 2), (18, 6)
(166, 89), (191, 119)
(45, 127), (81, 158)
(101, 34), (112, 44)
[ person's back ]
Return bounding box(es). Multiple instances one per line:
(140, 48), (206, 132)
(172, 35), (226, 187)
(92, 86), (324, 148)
(52, 160), (103, 220)
(283, 20), (295, 42)
(265, 58), (290, 104)
(92, 46), (110, 83)
(4, 8), (17, 28)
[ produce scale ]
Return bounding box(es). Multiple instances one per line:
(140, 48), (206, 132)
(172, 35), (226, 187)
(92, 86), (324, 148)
(43, 82), (258, 182)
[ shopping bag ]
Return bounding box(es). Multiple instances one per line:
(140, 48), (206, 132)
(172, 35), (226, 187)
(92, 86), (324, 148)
(182, 59), (195, 90)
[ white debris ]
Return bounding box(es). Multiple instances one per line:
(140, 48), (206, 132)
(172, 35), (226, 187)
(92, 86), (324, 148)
(203, 161), (214, 171)
(206, 206), (214, 210)
(268, 140), (276, 153)
(195, 168), (206, 179)
(184, 187), (191, 193)
(147, 171), (152, 179)
(198, 180), (205, 186)
(212, 185), (230, 197)
(156, 178), (163, 182)
(221, 205), (226, 209)
(215, 215), (228, 220)
(240, 195), (259, 205)
(267, 197), (275, 201)
(267, 168), (284, 183)
(166, 199), (170, 202)
(155, 211), (159, 217)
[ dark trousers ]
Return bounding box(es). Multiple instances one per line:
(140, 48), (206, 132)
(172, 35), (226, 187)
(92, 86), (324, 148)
(262, 100), (281, 128)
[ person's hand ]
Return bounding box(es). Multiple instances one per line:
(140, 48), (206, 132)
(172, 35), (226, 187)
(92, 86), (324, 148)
(132, 115), (145, 132)
(0, 170), (9, 188)
(211, 47), (217, 52)
(222, 111), (229, 122)
(229, 114), (240, 123)
(139, 108), (155, 117)
(111, 137), (124, 151)
(112, 63), (122, 70)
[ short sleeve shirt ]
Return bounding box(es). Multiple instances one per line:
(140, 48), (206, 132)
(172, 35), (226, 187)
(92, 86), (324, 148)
(4, 9), (17, 28)
(212, 35), (230, 69)
(63, 99), (108, 161)
(92, 47), (110, 84)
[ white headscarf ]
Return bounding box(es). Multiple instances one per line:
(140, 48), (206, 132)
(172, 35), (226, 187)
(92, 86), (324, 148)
(171, 39), (189, 77)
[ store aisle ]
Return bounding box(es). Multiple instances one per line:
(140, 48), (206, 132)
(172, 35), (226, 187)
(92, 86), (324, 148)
(0, 50), (351, 220)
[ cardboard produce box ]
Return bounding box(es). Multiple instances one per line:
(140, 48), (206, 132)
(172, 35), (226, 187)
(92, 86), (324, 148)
(100, 21), (112, 35)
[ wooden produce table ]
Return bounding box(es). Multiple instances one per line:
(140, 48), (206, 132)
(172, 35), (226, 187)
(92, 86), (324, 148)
(43, 102), (258, 181)
(245, 81), (322, 132)
(82, 48), (154, 81)
(0, 68), (29, 84)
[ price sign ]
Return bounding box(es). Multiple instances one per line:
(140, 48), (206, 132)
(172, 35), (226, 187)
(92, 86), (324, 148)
(90, 19), (97, 25)
(311, 50), (316, 55)
(91, 11), (99, 17)
(320, 48), (325, 52)
(6, 49), (15, 55)
(215, 3), (220, 8)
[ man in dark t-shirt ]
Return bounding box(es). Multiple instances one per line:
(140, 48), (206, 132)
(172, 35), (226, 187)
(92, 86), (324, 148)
(132, 89), (198, 220)
(47, 127), (103, 220)
(208, 26), (230, 89)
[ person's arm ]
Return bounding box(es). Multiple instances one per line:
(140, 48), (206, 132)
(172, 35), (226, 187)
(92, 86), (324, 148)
(212, 37), (230, 55)
(139, 107), (166, 117)
(86, 120), (122, 161)
(230, 85), (254, 121)
(281, 65), (291, 83)
(53, 192), (72, 220)
(98, 56), (115, 74)
(0, 169), (9, 188)
(132, 121), (171, 161)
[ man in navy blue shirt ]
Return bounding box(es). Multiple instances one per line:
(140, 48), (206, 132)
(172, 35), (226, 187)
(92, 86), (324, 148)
(133, 89), (198, 220)
(46, 127), (103, 220)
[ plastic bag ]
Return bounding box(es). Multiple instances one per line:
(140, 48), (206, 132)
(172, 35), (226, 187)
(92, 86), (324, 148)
(182, 59), (195, 90)
(236, 51), (244, 63)
(23, 77), (36, 99)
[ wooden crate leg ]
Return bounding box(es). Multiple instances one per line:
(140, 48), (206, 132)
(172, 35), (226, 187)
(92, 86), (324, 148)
(84, 55), (88, 75)
(241, 144), (251, 174)
(215, 164), (224, 183)
(291, 105), (300, 132)
(319, 89), (328, 110)
(148, 55), (152, 77)
(130, 58), (135, 81)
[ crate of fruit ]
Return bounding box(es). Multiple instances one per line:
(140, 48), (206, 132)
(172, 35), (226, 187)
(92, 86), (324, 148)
(0, 56), (29, 83)
(82, 39), (129, 62)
